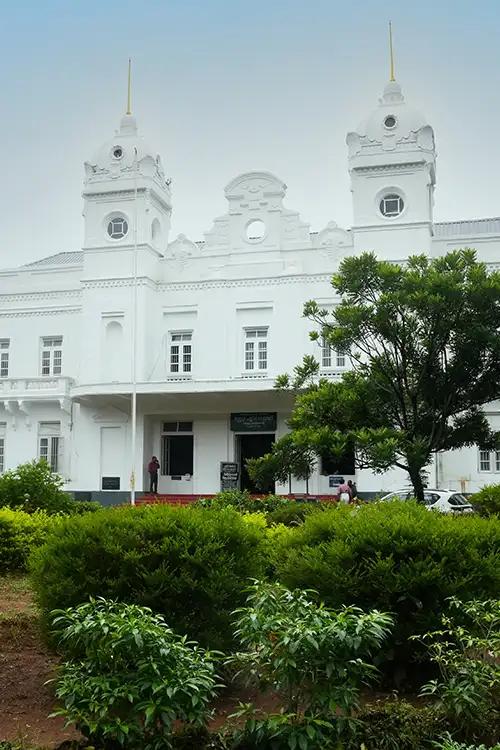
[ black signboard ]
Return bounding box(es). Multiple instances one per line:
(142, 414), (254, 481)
(220, 461), (239, 491)
(230, 412), (277, 432)
(329, 475), (344, 488)
(102, 476), (120, 490)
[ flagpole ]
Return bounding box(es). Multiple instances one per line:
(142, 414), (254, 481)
(130, 144), (138, 506)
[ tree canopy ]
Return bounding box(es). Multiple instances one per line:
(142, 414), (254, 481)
(249, 250), (500, 500)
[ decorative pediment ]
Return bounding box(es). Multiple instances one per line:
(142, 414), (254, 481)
(166, 234), (200, 259)
(203, 171), (311, 252)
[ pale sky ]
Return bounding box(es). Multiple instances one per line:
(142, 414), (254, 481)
(1, 0), (500, 267)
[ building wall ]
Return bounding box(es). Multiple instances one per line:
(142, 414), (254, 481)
(2, 88), (500, 497)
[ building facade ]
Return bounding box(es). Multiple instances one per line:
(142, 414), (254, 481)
(1, 73), (500, 501)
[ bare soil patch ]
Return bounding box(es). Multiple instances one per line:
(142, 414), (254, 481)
(0, 575), (79, 748)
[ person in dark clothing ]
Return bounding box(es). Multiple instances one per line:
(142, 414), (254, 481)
(148, 456), (160, 494)
(348, 479), (358, 503)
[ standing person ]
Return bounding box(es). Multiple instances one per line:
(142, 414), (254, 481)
(348, 479), (358, 503)
(337, 480), (351, 505)
(148, 456), (160, 494)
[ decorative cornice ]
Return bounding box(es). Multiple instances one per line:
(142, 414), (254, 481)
(159, 273), (333, 292)
(0, 289), (81, 305)
(81, 276), (157, 291)
(79, 272), (334, 293)
(0, 307), (81, 318)
(351, 162), (425, 175)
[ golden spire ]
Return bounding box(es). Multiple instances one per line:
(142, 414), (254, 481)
(389, 22), (395, 81)
(126, 58), (132, 115)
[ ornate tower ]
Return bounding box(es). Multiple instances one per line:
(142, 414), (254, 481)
(82, 68), (171, 279)
(346, 26), (436, 259)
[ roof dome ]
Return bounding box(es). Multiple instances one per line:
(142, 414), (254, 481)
(355, 80), (428, 144)
(88, 114), (163, 175)
(83, 110), (170, 195)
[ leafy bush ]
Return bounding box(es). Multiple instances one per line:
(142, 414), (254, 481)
(435, 737), (500, 750)
(69, 500), (102, 514)
(0, 459), (74, 514)
(195, 490), (291, 514)
(344, 700), (446, 750)
(227, 581), (392, 748)
(266, 501), (323, 526)
(30, 505), (268, 649)
(0, 507), (55, 572)
(418, 598), (500, 743)
(51, 598), (220, 750)
(274, 501), (500, 683)
(469, 485), (500, 517)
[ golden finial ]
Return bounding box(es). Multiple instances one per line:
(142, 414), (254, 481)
(126, 58), (132, 115)
(389, 22), (395, 81)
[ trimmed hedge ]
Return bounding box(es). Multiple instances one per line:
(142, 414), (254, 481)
(274, 501), (500, 681)
(0, 508), (55, 572)
(266, 501), (324, 526)
(30, 505), (268, 649)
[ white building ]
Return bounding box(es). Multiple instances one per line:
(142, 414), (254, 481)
(1, 69), (500, 502)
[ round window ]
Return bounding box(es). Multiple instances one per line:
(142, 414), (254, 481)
(384, 115), (397, 129)
(112, 145), (124, 160)
(245, 219), (266, 242)
(107, 216), (129, 239)
(380, 193), (404, 217)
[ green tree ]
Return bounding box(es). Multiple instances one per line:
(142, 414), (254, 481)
(246, 433), (316, 495)
(271, 250), (500, 501)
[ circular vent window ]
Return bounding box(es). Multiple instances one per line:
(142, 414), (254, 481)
(246, 219), (266, 242)
(107, 216), (129, 239)
(384, 115), (397, 129)
(380, 193), (404, 217)
(112, 146), (124, 159)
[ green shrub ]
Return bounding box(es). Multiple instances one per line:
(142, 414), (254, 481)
(195, 490), (291, 514)
(469, 485), (500, 517)
(0, 460), (74, 514)
(227, 581), (393, 748)
(435, 736), (500, 750)
(51, 598), (220, 750)
(418, 598), (500, 744)
(266, 501), (323, 526)
(0, 507), (55, 572)
(30, 505), (268, 649)
(274, 501), (500, 683)
(345, 700), (447, 750)
(68, 499), (102, 514)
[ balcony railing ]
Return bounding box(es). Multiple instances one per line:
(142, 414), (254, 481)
(0, 376), (73, 399)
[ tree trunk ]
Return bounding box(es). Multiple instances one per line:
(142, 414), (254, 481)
(408, 464), (425, 503)
(288, 473), (292, 495)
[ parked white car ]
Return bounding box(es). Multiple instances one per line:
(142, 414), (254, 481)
(379, 488), (474, 514)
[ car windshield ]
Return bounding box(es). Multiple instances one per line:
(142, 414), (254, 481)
(449, 494), (469, 506)
(423, 492), (439, 506)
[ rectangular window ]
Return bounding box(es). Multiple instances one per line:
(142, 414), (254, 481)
(322, 338), (347, 369)
(245, 327), (268, 371)
(496, 451), (500, 472)
(38, 422), (62, 473)
(161, 435), (194, 477)
(40, 336), (63, 376)
(162, 421), (193, 433)
(170, 332), (192, 374)
(0, 339), (9, 378)
(479, 449), (491, 472)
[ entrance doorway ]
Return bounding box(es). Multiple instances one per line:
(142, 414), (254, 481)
(238, 433), (275, 493)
